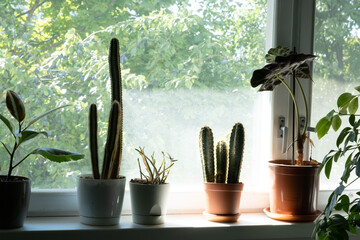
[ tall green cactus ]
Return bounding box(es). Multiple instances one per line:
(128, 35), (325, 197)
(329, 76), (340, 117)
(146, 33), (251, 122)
(89, 38), (123, 179)
(215, 141), (228, 183)
(227, 122), (245, 183)
(199, 122), (245, 184)
(199, 126), (215, 182)
(89, 103), (100, 179)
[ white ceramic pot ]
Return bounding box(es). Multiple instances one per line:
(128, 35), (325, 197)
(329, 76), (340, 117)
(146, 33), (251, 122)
(130, 181), (170, 225)
(77, 174), (126, 226)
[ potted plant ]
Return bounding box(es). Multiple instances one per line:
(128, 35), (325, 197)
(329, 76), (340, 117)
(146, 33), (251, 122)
(0, 90), (84, 229)
(199, 122), (245, 223)
(76, 38), (126, 226)
(313, 86), (360, 239)
(250, 46), (320, 221)
(130, 147), (177, 225)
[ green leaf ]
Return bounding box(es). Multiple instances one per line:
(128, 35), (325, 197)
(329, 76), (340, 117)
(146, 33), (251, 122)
(315, 117), (331, 139)
(348, 98), (358, 114)
(250, 52), (316, 91)
(17, 130), (48, 146)
(0, 113), (14, 134)
(24, 105), (69, 130)
(326, 110), (335, 121)
(335, 184), (345, 196)
(355, 85), (360, 92)
(325, 157), (333, 179)
(336, 127), (351, 148)
(337, 92), (354, 109)
(349, 115), (355, 126)
(6, 90), (26, 122)
(31, 147), (84, 163)
(331, 115), (341, 132)
(356, 159), (360, 177)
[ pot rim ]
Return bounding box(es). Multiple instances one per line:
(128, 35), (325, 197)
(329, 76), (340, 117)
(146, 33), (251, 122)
(130, 179), (170, 185)
(0, 175), (31, 182)
(203, 182), (244, 186)
(78, 173), (126, 180)
(269, 160), (320, 168)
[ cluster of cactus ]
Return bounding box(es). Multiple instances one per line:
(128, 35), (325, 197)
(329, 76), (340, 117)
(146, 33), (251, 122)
(89, 38), (123, 179)
(199, 123), (245, 183)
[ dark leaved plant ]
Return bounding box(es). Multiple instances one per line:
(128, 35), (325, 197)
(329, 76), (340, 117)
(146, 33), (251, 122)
(0, 90), (84, 181)
(250, 46), (316, 165)
(313, 86), (360, 240)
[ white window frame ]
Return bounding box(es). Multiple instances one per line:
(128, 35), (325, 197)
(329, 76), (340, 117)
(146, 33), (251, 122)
(27, 0), (354, 217)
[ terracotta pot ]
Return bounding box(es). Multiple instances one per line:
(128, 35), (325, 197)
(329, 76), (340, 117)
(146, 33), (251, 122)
(130, 181), (170, 225)
(0, 175), (31, 229)
(204, 182), (244, 215)
(269, 160), (320, 216)
(76, 174), (126, 226)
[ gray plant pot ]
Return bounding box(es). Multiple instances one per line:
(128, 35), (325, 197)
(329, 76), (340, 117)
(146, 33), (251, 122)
(130, 181), (170, 225)
(77, 174), (126, 226)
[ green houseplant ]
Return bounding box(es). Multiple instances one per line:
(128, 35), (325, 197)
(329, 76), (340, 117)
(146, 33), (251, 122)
(130, 147), (176, 225)
(76, 38), (126, 226)
(314, 86), (360, 239)
(199, 122), (245, 223)
(250, 46), (320, 221)
(0, 90), (84, 229)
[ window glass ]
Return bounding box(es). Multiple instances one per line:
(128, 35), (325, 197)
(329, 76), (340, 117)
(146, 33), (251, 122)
(312, 0), (360, 189)
(0, 0), (269, 189)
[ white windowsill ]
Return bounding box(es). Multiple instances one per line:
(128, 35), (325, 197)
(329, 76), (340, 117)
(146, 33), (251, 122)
(1, 213), (317, 240)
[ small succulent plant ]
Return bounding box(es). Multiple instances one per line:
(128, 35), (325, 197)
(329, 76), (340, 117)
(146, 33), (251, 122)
(133, 147), (177, 184)
(0, 90), (84, 181)
(88, 38), (123, 179)
(199, 122), (245, 184)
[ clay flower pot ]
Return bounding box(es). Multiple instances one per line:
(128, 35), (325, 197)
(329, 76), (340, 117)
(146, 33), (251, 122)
(130, 181), (170, 225)
(266, 160), (320, 221)
(76, 174), (126, 226)
(0, 175), (31, 229)
(203, 182), (244, 222)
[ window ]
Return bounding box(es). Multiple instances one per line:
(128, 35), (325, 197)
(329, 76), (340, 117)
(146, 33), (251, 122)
(1, 0), (273, 214)
(311, 0), (360, 190)
(2, 0), (342, 216)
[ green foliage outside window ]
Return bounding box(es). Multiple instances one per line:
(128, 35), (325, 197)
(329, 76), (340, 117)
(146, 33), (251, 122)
(1, 0), (263, 188)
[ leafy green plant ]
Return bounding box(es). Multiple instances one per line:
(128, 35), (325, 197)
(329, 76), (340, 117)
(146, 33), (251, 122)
(313, 86), (360, 240)
(133, 147), (177, 184)
(0, 90), (84, 181)
(88, 38), (123, 179)
(250, 46), (316, 165)
(199, 122), (245, 183)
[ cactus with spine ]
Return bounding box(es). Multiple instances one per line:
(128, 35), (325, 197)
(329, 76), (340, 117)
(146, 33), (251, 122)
(89, 38), (123, 179)
(199, 123), (245, 183)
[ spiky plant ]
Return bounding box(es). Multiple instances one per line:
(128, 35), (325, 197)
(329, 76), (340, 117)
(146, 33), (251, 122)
(89, 38), (123, 179)
(133, 147), (177, 184)
(199, 126), (215, 183)
(215, 141), (228, 183)
(199, 123), (245, 184)
(227, 123), (245, 183)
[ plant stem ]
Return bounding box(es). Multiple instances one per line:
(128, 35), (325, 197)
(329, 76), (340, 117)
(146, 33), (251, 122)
(12, 152), (32, 170)
(345, 176), (359, 188)
(7, 141), (18, 180)
(295, 76), (309, 136)
(275, 74), (300, 165)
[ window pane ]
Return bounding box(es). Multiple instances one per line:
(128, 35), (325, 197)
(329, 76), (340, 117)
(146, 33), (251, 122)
(0, 0), (269, 189)
(312, 0), (360, 189)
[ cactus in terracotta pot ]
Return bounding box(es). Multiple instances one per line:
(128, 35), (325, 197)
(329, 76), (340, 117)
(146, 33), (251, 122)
(199, 122), (245, 184)
(89, 38), (123, 179)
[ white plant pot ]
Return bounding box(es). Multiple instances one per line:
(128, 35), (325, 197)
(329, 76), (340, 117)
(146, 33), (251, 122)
(130, 181), (170, 225)
(77, 174), (126, 226)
